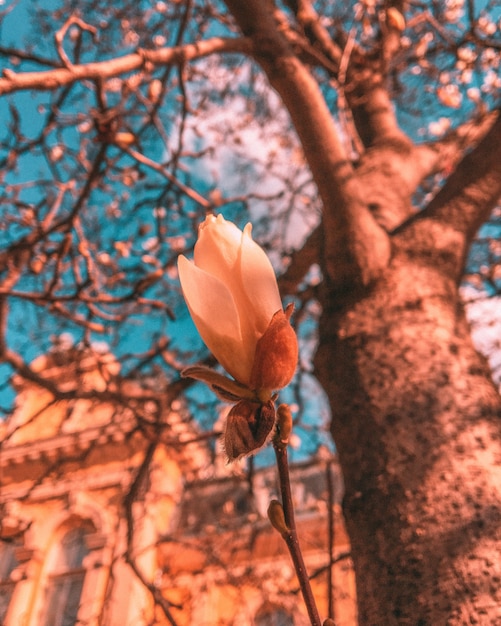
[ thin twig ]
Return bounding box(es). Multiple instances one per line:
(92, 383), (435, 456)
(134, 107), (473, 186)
(124, 442), (181, 626)
(54, 14), (97, 69)
(124, 146), (211, 209)
(272, 422), (322, 626)
(326, 459), (335, 619)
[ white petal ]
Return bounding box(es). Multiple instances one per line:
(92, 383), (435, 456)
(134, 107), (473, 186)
(194, 214), (241, 279)
(239, 223), (282, 334)
(193, 215), (267, 352)
(178, 254), (239, 344)
(177, 255), (254, 384)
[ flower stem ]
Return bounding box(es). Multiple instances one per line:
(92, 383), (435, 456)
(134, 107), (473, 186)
(273, 434), (322, 626)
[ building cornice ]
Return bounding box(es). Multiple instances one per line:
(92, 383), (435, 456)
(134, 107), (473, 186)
(0, 417), (139, 468)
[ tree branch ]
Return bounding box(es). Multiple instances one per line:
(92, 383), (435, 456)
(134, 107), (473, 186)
(419, 112), (500, 181)
(124, 443), (181, 626)
(224, 0), (390, 288)
(421, 110), (501, 242)
(0, 37), (251, 96)
(289, 0), (342, 67)
(394, 110), (501, 281)
(349, 111), (500, 232)
(278, 225), (321, 295)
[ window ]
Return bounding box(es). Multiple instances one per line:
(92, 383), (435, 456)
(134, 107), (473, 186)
(255, 607), (294, 626)
(42, 527), (91, 626)
(0, 541), (19, 623)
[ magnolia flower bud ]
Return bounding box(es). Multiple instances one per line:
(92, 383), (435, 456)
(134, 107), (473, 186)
(178, 215), (297, 393)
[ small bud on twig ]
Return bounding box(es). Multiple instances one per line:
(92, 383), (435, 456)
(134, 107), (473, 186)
(115, 131), (136, 147)
(386, 7), (405, 31)
(267, 499), (289, 536)
(274, 403), (293, 447)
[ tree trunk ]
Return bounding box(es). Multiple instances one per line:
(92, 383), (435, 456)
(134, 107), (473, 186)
(222, 5), (501, 623)
(315, 237), (501, 625)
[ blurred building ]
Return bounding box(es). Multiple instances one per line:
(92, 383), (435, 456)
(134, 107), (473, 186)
(0, 344), (356, 626)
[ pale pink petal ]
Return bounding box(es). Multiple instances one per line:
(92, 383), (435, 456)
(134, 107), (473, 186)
(239, 223), (282, 335)
(194, 214), (241, 279)
(177, 255), (254, 384)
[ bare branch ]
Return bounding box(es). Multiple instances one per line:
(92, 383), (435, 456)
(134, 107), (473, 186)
(123, 147), (211, 210)
(419, 111), (500, 181)
(124, 443), (181, 626)
(224, 0), (390, 288)
(279, 226), (321, 295)
(395, 111), (501, 281)
(54, 14), (97, 69)
(422, 110), (501, 242)
(0, 36), (251, 96)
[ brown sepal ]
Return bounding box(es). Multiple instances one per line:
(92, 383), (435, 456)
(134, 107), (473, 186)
(223, 400), (276, 462)
(181, 365), (256, 402)
(250, 303), (298, 393)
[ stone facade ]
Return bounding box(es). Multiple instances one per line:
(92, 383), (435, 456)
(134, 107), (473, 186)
(0, 346), (356, 625)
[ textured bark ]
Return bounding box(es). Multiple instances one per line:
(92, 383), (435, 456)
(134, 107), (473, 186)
(315, 241), (501, 625)
(313, 115), (501, 624)
(223, 3), (501, 623)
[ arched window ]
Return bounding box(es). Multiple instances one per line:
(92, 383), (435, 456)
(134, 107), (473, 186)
(255, 606), (295, 626)
(42, 526), (91, 626)
(0, 541), (19, 623)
